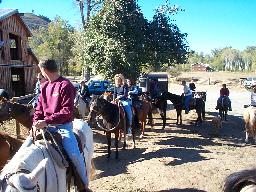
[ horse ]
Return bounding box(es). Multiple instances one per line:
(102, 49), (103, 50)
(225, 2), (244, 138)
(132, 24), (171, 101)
(243, 106), (256, 143)
(224, 168), (256, 192)
(136, 94), (153, 138)
(161, 92), (205, 126)
(0, 132), (23, 170)
(0, 97), (33, 129)
(217, 96), (229, 121)
(88, 96), (135, 159)
(74, 93), (91, 119)
(149, 94), (167, 129)
(0, 119), (94, 192)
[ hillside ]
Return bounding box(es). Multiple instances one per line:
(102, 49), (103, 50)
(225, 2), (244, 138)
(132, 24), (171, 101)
(19, 13), (51, 30)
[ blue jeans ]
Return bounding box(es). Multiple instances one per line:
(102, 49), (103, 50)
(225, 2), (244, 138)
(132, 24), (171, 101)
(184, 95), (192, 112)
(47, 122), (88, 185)
(120, 99), (132, 128)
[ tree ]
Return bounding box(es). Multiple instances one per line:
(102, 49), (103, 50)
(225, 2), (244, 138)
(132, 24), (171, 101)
(73, 0), (148, 79)
(147, 10), (188, 70)
(29, 17), (74, 75)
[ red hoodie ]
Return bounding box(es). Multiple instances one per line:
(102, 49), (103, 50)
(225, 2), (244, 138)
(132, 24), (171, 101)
(33, 76), (76, 124)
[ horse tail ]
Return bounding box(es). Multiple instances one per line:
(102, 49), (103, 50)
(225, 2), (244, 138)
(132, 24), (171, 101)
(224, 168), (256, 192)
(0, 132), (23, 156)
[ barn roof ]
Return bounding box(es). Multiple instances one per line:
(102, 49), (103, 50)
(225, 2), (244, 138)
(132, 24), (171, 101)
(0, 8), (32, 37)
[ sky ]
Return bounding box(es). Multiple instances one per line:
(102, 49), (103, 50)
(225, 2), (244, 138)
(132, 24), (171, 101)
(1, 0), (256, 54)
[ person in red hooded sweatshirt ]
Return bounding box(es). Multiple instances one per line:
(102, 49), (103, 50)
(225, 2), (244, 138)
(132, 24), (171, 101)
(33, 59), (91, 192)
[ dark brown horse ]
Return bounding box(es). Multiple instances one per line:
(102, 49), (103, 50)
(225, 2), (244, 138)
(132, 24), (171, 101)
(161, 92), (205, 126)
(88, 96), (135, 159)
(0, 97), (33, 128)
(0, 131), (23, 170)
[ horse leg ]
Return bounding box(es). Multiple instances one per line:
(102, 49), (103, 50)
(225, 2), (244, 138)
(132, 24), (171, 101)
(122, 118), (127, 150)
(132, 124), (136, 148)
(140, 121), (146, 138)
(114, 130), (119, 159)
(225, 110), (227, 121)
(106, 132), (111, 158)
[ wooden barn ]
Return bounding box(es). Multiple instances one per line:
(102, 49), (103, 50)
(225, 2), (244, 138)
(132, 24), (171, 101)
(0, 8), (38, 97)
(191, 62), (213, 72)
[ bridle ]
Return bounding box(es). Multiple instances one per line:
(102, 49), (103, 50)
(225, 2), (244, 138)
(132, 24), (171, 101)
(0, 169), (40, 191)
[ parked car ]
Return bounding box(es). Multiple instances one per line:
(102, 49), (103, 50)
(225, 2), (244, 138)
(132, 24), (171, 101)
(87, 80), (113, 95)
(243, 77), (256, 88)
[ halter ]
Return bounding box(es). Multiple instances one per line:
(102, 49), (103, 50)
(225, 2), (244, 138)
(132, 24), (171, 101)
(91, 101), (123, 132)
(0, 169), (40, 191)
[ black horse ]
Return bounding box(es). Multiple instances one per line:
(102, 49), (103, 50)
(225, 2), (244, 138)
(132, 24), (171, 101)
(146, 94), (167, 129)
(161, 92), (205, 126)
(217, 96), (229, 121)
(88, 96), (135, 159)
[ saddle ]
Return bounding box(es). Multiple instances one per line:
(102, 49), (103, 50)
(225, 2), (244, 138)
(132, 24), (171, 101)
(35, 130), (83, 168)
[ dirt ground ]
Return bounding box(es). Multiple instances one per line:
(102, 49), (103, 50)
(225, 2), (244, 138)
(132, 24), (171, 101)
(1, 71), (256, 192)
(89, 72), (256, 192)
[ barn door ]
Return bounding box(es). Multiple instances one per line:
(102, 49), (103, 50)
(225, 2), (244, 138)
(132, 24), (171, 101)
(11, 67), (25, 96)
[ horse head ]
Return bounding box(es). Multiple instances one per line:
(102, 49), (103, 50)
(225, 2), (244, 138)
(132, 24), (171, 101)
(0, 159), (48, 192)
(0, 97), (12, 123)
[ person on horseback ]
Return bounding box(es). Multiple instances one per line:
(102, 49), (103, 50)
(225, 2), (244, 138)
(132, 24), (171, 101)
(149, 79), (158, 100)
(181, 80), (192, 114)
(31, 72), (47, 108)
(33, 59), (91, 192)
(215, 84), (232, 111)
(113, 74), (133, 137)
(78, 80), (91, 103)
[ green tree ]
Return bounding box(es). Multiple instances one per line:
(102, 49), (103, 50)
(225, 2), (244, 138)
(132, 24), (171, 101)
(147, 10), (188, 70)
(29, 17), (74, 75)
(74, 0), (148, 80)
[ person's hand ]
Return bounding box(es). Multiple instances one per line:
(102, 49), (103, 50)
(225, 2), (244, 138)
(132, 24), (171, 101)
(33, 120), (47, 130)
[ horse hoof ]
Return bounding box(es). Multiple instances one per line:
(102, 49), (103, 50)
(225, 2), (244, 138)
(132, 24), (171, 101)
(139, 134), (144, 139)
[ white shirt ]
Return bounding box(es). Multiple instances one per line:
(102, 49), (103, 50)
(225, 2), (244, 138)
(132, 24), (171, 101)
(183, 85), (192, 96)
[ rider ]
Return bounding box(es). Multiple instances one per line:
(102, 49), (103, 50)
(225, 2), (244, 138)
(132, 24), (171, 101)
(33, 59), (91, 192)
(127, 79), (140, 105)
(149, 79), (158, 100)
(181, 80), (192, 114)
(78, 80), (91, 103)
(215, 84), (232, 111)
(31, 72), (47, 108)
(113, 74), (133, 137)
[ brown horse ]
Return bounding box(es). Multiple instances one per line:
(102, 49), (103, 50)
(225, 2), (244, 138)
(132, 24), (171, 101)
(0, 96), (33, 129)
(136, 95), (153, 138)
(0, 131), (23, 170)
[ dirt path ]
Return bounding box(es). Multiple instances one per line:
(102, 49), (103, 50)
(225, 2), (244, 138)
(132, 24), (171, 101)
(90, 81), (256, 192)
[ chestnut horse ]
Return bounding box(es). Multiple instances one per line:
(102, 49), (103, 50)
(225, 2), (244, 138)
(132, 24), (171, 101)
(0, 97), (33, 129)
(136, 94), (153, 138)
(0, 132), (23, 170)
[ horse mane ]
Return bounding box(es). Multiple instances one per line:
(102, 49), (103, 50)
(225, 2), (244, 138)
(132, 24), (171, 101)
(224, 168), (256, 192)
(98, 98), (119, 125)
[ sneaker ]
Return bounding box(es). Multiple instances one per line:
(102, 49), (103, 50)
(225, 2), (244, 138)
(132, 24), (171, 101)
(185, 110), (189, 114)
(127, 127), (132, 136)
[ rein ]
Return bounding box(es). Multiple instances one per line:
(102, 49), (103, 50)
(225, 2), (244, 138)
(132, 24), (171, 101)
(94, 102), (122, 132)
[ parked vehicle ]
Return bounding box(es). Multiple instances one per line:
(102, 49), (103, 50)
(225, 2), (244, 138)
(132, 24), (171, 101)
(87, 80), (113, 95)
(243, 77), (256, 88)
(138, 72), (169, 94)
